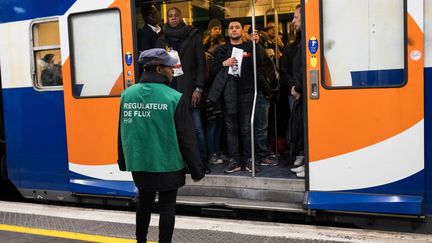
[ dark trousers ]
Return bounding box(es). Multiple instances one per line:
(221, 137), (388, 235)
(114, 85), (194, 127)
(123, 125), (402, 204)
(192, 108), (208, 163)
(224, 92), (253, 165)
(254, 92), (271, 160)
(136, 189), (178, 243)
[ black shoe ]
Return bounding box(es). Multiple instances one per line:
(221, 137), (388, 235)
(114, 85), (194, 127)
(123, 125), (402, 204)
(224, 159), (241, 173)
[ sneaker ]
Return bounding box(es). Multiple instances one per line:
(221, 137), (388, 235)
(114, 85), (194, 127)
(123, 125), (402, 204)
(290, 165), (304, 173)
(293, 156), (304, 166)
(296, 171), (305, 178)
(246, 159), (261, 173)
(260, 157), (278, 166)
(224, 159), (241, 173)
(209, 153), (224, 165)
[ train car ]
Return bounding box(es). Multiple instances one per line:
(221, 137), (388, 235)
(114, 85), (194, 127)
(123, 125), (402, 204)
(0, 0), (431, 229)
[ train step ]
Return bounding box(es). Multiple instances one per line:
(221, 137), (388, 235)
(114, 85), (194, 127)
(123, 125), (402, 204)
(176, 195), (306, 213)
(179, 175), (305, 207)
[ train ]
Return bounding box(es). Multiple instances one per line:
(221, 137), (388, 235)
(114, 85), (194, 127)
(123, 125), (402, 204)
(0, 0), (431, 231)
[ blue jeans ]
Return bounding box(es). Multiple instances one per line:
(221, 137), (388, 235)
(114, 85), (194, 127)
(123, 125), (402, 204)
(224, 92), (253, 165)
(192, 108), (208, 163)
(254, 92), (271, 161)
(206, 119), (223, 155)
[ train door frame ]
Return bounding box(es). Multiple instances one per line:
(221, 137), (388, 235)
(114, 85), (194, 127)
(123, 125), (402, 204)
(303, 0), (425, 215)
(60, 0), (137, 195)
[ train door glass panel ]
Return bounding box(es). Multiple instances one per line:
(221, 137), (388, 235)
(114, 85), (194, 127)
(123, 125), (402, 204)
(31, 20), (63, 88)
(322, 0), (405, 87)
(68, 9), (124, 98)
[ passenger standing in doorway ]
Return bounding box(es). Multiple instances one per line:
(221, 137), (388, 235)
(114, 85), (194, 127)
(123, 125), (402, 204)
(265, 22), (284, 60)
(118, 48), (204, 243)
(156, 7), (210, 173)
(137, 5), (162, 77)
(137, 5), (162, 53)
(203, 34), (226, 165)
(253, 27), (279, 166)
(210, 19), (265, 173)
(280, 4), (305, 178)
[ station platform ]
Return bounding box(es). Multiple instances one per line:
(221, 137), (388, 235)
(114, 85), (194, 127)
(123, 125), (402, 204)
(1, 201), (432, 243)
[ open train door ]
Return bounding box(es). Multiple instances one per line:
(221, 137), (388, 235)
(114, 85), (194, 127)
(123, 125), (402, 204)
(60, 0), (136, 195)
(304, 0), (425, 215)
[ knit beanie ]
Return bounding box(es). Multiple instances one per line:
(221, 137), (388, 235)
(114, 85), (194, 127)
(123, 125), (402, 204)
(207, 18), (221, 30)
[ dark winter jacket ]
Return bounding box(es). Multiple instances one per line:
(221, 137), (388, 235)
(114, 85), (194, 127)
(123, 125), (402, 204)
(280, 33), (303, 94)
(213, 41), (272, 96)
(156, 23), (206, 108)
(118, 71), (204, 191)
(41, 64), (62, 86)
(137, 24), (163, 52)
(207, 68), (238, 114)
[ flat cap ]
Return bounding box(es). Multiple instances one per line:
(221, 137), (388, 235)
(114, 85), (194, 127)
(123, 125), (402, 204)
(138, 48), (178, 67)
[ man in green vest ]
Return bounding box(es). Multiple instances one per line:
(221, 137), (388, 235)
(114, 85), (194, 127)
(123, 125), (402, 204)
(118, 48), (204, 243)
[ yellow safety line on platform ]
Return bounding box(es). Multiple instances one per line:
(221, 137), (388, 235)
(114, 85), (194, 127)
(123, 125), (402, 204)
(0, 224), (156, 243)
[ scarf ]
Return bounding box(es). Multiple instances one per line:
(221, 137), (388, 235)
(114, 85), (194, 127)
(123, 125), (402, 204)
(163, 22), (194, 42)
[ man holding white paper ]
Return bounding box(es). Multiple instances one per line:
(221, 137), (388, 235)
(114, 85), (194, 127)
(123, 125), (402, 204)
(212, 19), (265, 173)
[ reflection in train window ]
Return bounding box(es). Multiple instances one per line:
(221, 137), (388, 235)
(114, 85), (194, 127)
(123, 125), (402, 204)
(31, 20), (63, 88)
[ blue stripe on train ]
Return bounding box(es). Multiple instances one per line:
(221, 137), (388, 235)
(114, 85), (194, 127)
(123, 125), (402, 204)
(0, 0), (76, 23)
(307, 171), (424, 215)
(2, 87), (69, 191)
(351, 69), (404, 87)
(70, 172), (136, 197)
(307, 191), (423, 215)
(425, 67), (432, 215)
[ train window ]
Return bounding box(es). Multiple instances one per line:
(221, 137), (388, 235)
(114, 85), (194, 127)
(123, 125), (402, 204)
(322, 0), (405, 88)
(68, 9), (124, 98)
(31, 20), (63, 88)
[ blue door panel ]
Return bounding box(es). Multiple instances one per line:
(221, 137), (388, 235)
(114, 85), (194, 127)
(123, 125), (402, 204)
(3, 88), (69, 191)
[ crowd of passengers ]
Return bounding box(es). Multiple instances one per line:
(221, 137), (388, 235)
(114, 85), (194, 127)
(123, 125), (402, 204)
(137, 4), (305, 178)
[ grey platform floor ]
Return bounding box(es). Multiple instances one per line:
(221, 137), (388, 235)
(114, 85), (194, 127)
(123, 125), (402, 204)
(0, 211), (328, 243)
(1, 201), (431, 243)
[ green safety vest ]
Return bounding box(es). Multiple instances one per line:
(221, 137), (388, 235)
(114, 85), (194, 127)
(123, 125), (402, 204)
(120, 82), (184, 172)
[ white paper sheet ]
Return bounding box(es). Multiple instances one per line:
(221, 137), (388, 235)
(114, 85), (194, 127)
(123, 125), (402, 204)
(228, 47), (243, 77)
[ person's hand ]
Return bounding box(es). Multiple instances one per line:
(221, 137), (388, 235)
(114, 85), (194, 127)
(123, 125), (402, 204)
(250, 30), (259, 43)
(191, 90), (201, 107)
(291, 86), (301, 100)
(223, 57), (238, 67)
(223, 58), (237, 67)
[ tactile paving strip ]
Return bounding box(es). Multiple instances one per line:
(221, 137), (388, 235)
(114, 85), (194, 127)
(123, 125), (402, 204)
(0, 211), (335, 243)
